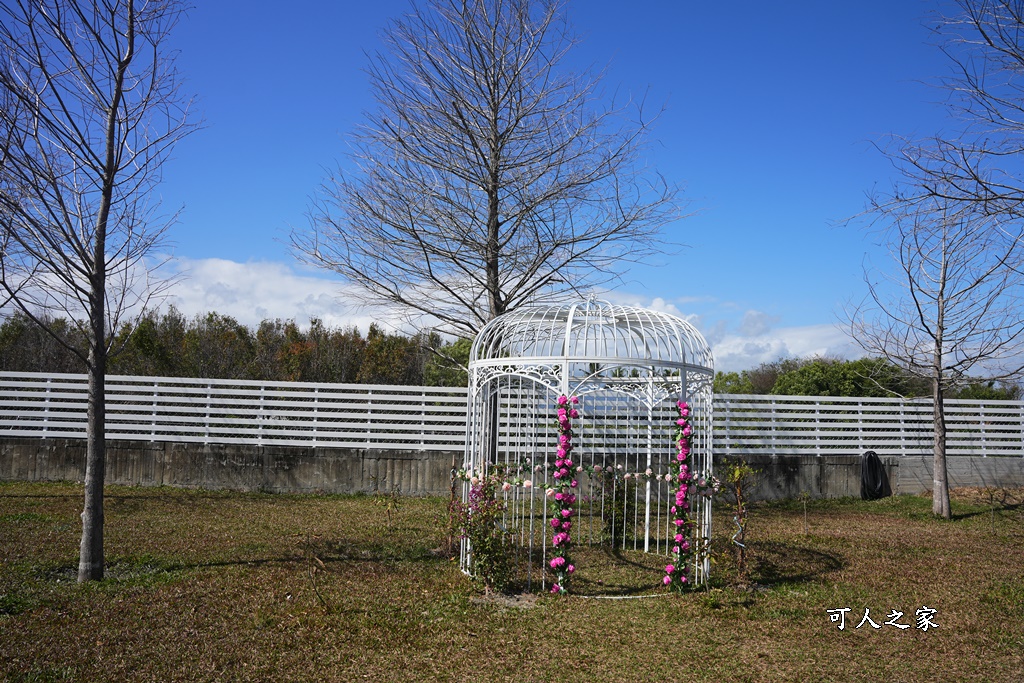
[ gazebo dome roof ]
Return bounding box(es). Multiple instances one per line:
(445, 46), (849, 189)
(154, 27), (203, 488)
(470, 298), (713, 373)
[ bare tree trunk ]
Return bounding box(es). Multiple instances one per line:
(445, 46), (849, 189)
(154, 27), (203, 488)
(79, 336), (106, 581)
(932, 363), (951, 519)
(80, 185), (109, 581)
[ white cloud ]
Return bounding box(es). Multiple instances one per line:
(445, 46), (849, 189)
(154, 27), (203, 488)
(154, 260), (863, 372)
(738, 309), (779, 337)
(712, 323), (861, 372)
(596, 292), (862, 372)
(159, 257), (405, 333)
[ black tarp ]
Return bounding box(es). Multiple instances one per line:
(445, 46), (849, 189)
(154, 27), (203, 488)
(861, 450), (892, 500)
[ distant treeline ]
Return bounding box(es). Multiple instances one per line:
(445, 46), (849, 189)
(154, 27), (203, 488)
(0, 309), (471, 387)
(2, 310), (1019, 398)
(713, 356), (1021, 400)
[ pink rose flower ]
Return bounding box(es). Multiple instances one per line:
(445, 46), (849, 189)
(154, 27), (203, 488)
(571, 396), (579, 404)
(558, 395), (568, 406)
(567, 564), (575, 574)
(665, 564), (676, 574)
(663, 575), (672, 585)
(502, 481), (511, 491)
(570, 480), (578, 488)
(569, 408), (579, 419)
(674, 534), (684, 543)
(551, 518), (561, 529)
(546, 488), (556, 498)
(523, 480), (533, 489)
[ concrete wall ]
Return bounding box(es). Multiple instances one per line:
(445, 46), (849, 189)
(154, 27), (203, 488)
(719, 452), (1024, 501)
(716, 454), (875, 501)
(2, 438), (1022, 499)
(0, 438), (458, 496)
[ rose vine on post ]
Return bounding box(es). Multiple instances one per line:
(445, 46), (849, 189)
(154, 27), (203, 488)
(548, 394), (580, 594)
(665, 400), (695, 591)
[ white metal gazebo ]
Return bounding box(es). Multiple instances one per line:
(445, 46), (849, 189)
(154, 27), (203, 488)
(462, 297), (715, 591)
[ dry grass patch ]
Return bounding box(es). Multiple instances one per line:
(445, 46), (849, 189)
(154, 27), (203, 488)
(1, 481), (1022, 682)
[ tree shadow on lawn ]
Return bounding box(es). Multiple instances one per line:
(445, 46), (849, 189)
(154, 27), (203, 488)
(745, 540), (844, 586)
(27, 535), (447, 587)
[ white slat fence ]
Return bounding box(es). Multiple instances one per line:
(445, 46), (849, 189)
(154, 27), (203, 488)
(715, 393), (1024, 457)
(0, 372), (468, 451)
(0, 373), (1021, 456)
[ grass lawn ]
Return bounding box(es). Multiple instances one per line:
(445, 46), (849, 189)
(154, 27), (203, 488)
(1, 481), (1022, 682)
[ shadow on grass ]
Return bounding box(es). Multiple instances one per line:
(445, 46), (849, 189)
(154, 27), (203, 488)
(950, 499), (1023, 522)
(746, 540), (844, 586)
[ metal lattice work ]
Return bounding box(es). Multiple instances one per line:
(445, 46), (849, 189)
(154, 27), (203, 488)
(462, 298), (714, 592)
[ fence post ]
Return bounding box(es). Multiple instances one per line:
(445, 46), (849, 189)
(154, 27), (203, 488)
(421, 389), (426, 450)
(815, 399), (821, 457)
(258, 384), (265, 446)
(980, 402), (987, 458)
(313, 385), (319, 448)
(366, 388), (372, 448)
(858, 400), (864, 449)
(43, 377), (51, 438)
(151, 380), (158, 442)
(205, 382), (212, 445)
(899, 401), (905, 454)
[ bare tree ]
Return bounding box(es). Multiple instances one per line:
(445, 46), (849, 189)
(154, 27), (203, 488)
(0, 0), (194, 581)
(888, 1), (1024, 215)
(850, 0), (1024, 518)
(847, 196), (1024, 518)
(292, 0), (682, 337)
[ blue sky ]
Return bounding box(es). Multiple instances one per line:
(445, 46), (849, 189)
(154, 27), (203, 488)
(155, 0), (957, 371)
